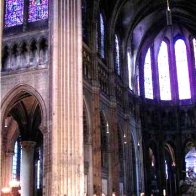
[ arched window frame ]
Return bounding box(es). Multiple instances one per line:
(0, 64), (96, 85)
(3, 0), (48, 30)
(140, 33), (195, 102)
(114, 34), (121, 75)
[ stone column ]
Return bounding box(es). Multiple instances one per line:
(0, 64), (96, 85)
(110, 103), (120, 196)
(0, 0), (4, 191)
(91, 82), (102, 195)
(0, 0), (3, 56)
(20, 141), (36, 196)
(51, 0), (84, 195)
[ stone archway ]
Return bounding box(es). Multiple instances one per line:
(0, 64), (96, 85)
(1, 85), (47, 196)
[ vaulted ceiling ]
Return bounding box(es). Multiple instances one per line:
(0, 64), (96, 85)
(100, 0), (196, 52)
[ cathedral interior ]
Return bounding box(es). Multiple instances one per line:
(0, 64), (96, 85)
(0, 0), (196, 195)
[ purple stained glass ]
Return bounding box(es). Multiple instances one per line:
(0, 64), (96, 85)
(4, 0), (24, 27)
(193, 38), (196, 68)
(158, 41), (171, 100)
(28, 0), (48, 22)
(100, 13), (105, 58)
(175, 39), (191, 100)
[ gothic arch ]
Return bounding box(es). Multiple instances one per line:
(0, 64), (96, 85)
(1, 84), (47, 131)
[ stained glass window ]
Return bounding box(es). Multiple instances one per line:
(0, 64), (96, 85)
(158, 41), (171, 100)
(185, 147), (196, 176)
(12, 141), (21, 180)
(127, 52), (132, 90)
(4, 0), (24, 27)
(193, 38), (196, 68)
(115, 34), (120, 75)
(175, 39), (191, 100)
(99, 13), (105, 58)
(144, 49), (153, 99)
(28, 0), (48, 22)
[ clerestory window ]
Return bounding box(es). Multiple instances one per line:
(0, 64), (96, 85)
(97, 13), (105, 59)
(141, 36), (194, 101)
(114, 34), (121, 75)
(4, 0), (48, 28)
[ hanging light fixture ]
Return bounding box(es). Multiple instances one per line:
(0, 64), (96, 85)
(166, 0), (172, 26)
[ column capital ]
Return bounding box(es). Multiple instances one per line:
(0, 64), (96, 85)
(20, 141), (36, 149)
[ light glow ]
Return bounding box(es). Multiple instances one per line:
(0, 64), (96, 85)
(175, 39), (191, 99)
(158, 41), (171, 100)
(144, 49), (153, 99)
(193, 38), (196, 68)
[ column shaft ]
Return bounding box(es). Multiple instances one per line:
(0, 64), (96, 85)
(20, 141), (36, 196)
(51, 0), (84, 195)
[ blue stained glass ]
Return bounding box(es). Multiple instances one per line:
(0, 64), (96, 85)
(28, 0), (48, 22)
(100, 13), (105, 58)
(158, 41), (171, 100)
(127, 52), (132, 90)
(175, 39), (191, 100)
(144, 49), (153, 99)
(12, 141), (21, 180)
(115, 35), (120, 75)
(4, 0), (24, 27)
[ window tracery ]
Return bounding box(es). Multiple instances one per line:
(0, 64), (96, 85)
(141, 36), (193, 101)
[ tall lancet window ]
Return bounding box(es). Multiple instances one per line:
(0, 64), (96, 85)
(158, 41), (171, 100)
(4, 0), (24, 27)
(193, 38), (196, 68)
(12, 140), (21, 180)
(115, 34), (120, 75)
(175, 39), (191, 99)
(97, 13), (105, 58)
(144, 49), (153, 99)
(127, 52), (132, 90)
(28, 0), (48, 22)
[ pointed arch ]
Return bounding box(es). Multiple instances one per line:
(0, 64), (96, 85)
(1, 84), (47, 130)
